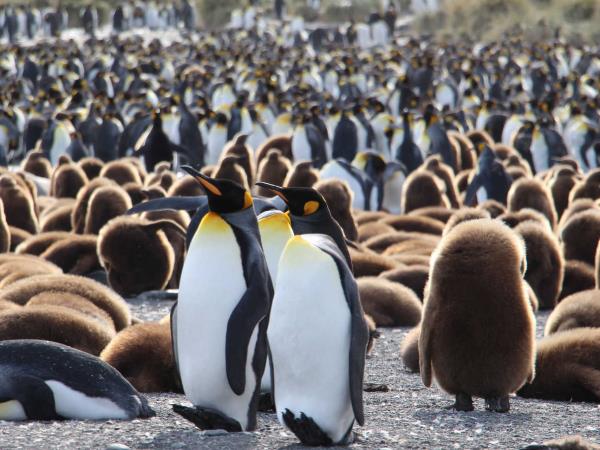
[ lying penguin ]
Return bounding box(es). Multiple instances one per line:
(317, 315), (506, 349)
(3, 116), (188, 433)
(0, 339), (154, 420)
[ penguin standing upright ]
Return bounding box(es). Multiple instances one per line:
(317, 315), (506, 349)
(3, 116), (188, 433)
(268, 233), (368, 445)
(171, 167), (272, 432)
(136, 110), (183, 172)
(465, 145), (513, 206)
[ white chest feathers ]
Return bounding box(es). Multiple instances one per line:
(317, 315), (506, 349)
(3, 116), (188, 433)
(268, 236), (354, 444)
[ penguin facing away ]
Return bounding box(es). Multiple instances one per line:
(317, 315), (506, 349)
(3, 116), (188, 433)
(171, 167), (272, 432)
(0, 339), (154, 421)
(268, 233), (368, 445)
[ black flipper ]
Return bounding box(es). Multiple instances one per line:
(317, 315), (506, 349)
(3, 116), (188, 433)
(127, 196), (206, 215)
(464, 174), (482, 207)
(225, 221), (273, 396)
(282, 409), (333, 447)
(172, 404), (242, 432)
(5, 375), (61, 420)
(303, 234), (368, 426)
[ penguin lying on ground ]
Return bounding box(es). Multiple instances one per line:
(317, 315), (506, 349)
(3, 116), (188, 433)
(0, 340), (154, 420)
(420, 219), (535, 412)
(40, 235), (101, 275)
(560, 260), (596, 300)
(378, 265), (429, 300)
(517, 328), (600, 402)
(349, 247), (398, 277)
(171, 168), (272, 432)
(101, 322), (181, 393)
(544, 290), (600, 335)
(268, 233), (368, 446)
(357, 277), (422, 327)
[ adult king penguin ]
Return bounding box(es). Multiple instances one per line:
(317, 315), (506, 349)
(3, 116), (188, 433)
(171, 167), (272, 432)
(256, 182), (352, 269)
(268, 233), (368, 445)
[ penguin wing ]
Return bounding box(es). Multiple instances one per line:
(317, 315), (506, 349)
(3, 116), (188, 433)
(1, 373), (61, 420)
(305, 124), (327, 169)
(225, 225), (273, 396)
(307, 234), (368, 425)
(127, 196), (206, 215)
(464, 174), (482, 207)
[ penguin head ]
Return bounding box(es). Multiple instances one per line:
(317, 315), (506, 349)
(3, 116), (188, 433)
(182, 165), (252, 214)
(256, 182), (327, 217)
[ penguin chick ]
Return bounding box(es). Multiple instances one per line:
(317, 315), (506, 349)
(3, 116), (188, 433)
(141, 209), (190, 231)
(40, 204), (74, 232)
(420, 219), (535, 412)
(402, 171), (450, 214)
(0, 299), (21, 311)
(220, 134), (255, 187)
(21, 151), (52, 178)
(255, 134), (293, 166)
(423, 156), (461, 209)
(283, 161), (319, 188)
(26, 291), (116, 333)
(408, 206), (455, 223)
(357, 277), (422, 327)
(100, 160), (143, 185)
(545, 290), (600, 335)
(0, 175), (38, 234)
(561, 260), (596, 300)
(466, 130), (494, 149)
(78, 156), (104, 180)
(364, 231), (439, 254)
(41, 234), (101, 275)
(9, 227), (32, 252)
(49, 163), (88, 198)
(558, 199), (597, 231)
(212, 155), (249, 190)
(400, 325), (421, 373)
(350, 247), (398, 277)
(477, 199), (506, 218)
(443, 208), (491, 236)
(560, 210), (600, 266)
(515, 221), (564, 310)
(381, 237), (439, 258)
(499, 208), (551, 230)
(71, 177), (116, 233)
(507, 178), (557, 229)
(379, 265), (429, 300)
(382, 215), (445, 235)
(0, 274), (131, 330)
(0, 199), (10, 253)
(568, 179), (600, 204)
(354, 210), (389, 225)
(16, 231), (72, 255)
(0, 305), (113, 355)
(522, 435), (600, 450)
(256, 149), (291, 197)
(124, 183), (146, 205)
(84, 185), (133, 235)
(357, 221), (396, 242)
(101, 322), (181, 393)
(167, 176), (205, 197)
(517, 328), (600, 402)
(547, 165), (578, 219)
(314, 179), (358, 241)
(390, 254), (430, 267)
(145, 170), (176, 192)
(98, 216), (185, 297)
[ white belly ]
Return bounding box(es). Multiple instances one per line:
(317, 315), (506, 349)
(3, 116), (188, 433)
(176, 215), (258, 430)
(476, 186), (487, 204)
(382, 173), (405, 214)
(292, 129), (312, 162)
(45, 380), (128, 420)
(206, 130), (228, 166)
(531, 135), (549, 173)
(0, 400), (27, 420)
(268, 237), (354, 443)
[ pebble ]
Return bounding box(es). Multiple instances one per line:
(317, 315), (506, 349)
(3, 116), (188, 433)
(106, 444), (130, 450)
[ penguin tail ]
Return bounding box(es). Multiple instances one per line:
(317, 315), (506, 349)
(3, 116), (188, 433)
(282, 409), (334, 446)
(172, 404), (242, 432)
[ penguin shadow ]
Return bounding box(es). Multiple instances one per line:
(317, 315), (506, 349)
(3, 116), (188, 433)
(145, 429), (259, 449)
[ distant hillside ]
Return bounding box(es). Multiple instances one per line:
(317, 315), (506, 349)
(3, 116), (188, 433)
(415, 0), (600, 43)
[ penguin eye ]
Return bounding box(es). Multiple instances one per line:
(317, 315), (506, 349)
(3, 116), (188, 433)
(303, 201), (320, 216)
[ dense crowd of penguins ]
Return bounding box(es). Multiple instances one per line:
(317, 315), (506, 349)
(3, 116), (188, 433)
(0, 14), (598, 449)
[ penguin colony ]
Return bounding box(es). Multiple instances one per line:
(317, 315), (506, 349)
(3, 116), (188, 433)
(0, 5), (596, 449)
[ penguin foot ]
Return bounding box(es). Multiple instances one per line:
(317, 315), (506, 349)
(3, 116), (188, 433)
(172, 404), (242, 432)
(485, 396), (510, 413)
(449, 393), (474, 412)
(258, 393), (275, 412)
(282, 409), (333, 446)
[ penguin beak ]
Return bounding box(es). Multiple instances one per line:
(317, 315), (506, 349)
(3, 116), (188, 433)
(255, 181), (288, 202)
(182, 165), (222, 196)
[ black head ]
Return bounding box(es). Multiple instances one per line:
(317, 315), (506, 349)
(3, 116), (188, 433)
(182, 166), (252, 214)
(255, 182), (327, 217)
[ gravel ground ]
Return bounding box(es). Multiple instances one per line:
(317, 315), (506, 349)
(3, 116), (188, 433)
(1, 300), (599, 450)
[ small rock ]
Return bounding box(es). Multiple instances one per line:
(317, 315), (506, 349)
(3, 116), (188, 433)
(200, 429), (228, 437)
(106, 444), (130, 450)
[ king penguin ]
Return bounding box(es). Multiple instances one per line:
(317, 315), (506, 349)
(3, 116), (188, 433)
(465, 145), (513, 206)
(0, 340), (154, 421)
(171, 167), (272, 432)
(268, 233), (368, 445)
(256, 182), (352, 269)
(256, 210), (294, 405)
